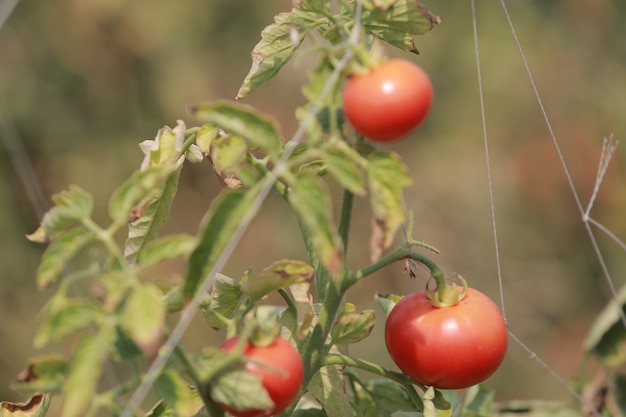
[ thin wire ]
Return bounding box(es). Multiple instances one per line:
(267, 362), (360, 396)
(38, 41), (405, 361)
(119, 5), (362, 414)
(508, 332), (601, 417)
(470, 0), (506, 319)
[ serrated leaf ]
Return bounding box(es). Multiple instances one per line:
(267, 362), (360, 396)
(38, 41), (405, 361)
(190, 101), (282, 156)
(237, 9), (318, 99)
(123, 165), (183, 264)
(62, 324), (116, 417)
(184, 186), (261, 299)
(363, 0), (440, 53)
(375, 293), (404, 317)
(34, 300), (99, 348)
(331, 310), (375, 345)
(36, 227), (94, 289)
(211, 135), (248, 171)
(155, 370), (205, 417)
(39, 185), (93, 238)
(109, 164), (179, 226)
(137, 234), (196, 267)
(209, 366), (274, 412)
(241, 260), (315, 300)
(0, 394), (51, 417)
(12, 356), (67, 394)
(122, 283), (166, 352)
(203, 274), (243, 329)
(308, 365), (355, 417)
(583, 283), (626, 367)
(367, 151), (411, 261)
(287, 174), (342, 276)
(362, 379), (418, 417)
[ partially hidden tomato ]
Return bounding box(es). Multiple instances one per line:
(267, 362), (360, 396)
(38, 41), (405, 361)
(385, 287), (508, 389)
(342, 58), (433, 143)
(217, 335), (304, 417)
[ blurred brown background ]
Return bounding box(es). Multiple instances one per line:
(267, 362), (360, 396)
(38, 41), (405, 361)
(1, 0), (625, 409)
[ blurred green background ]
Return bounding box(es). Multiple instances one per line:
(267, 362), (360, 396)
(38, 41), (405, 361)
(1, 0), (625, 411)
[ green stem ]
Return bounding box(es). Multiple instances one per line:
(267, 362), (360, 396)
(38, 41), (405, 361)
(337, 189), (354, 258)
(350, 244), (444, 287)
(325, 354), (425, 410)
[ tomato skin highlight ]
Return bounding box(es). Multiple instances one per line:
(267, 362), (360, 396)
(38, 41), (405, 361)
(342, 59), (433, 143)
(384, 288), (508, 389)
(217, 335), (304, 417)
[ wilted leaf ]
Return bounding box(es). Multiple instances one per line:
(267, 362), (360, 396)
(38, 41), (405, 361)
(287, 174), (342, 276)
(237, 9), (319, 99)
(190, 101), (282, 156)
(241, 260), (315, 300)
(367, 151), (411, 261)
(184, 186), (261, 299)
(195, 123), (219, 155)
(12, 356), (66, 394)
(331, 310), (375, 345)
(155, 370), (205, 417)
(36, 227), (94, 289)
(0, 394), (51, 417)
(37, 185), (93, 238)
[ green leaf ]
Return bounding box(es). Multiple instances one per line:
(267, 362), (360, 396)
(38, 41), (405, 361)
(184, 186), (261, 299)
(287, 174), (342, 276)
(367, 151), (412, 261)
(112, 325), (145, 362)
(155, 370), (205, 417)
(144, 401), (174, 417)
(375, 293), (404, 317)
(202, 274), (243, 329)
(363, 1), (441, 53)
(124, 166), (183, 264)
(241, 259), (315, 300)
(34, 300), (99, 348)
(122, 283), (166, 352)
(11, 356), (67, 394)
(292, 410), (328, 417)
(0, 394), (51, 417)
(190, 101), (283, 156)
(236, 9), (319, 99)
(195, 123), (219, 155)
(308, 366), (355, 417)
(139, 121), (186, 169)
(109, 164), (180, 226)
(331, 310), (375, 345)
(36, 227), (94, 289)
(137, 233), (197, 267)
(459, 385), (494, 417)
(211, 135), (248, 171)
(583, 283), (626, 367)
(209, 366), (274, 412)
(295, 57), (343, 141)
(323, 148), (367, 196)
(423, 387), (451, 417)
(62, 324), (116, 417)
(615, 374), (626, 415)
(362, 379), (418, 417)
(38, 185), (93, 238)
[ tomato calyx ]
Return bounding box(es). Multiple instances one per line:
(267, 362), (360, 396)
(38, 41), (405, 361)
(425, 273), (468, 308)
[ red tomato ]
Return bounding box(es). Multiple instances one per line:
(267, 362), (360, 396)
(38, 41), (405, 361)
(218, 335), (304, 417)
(384, 288), (508, 389)
(342, 59), (433, 143)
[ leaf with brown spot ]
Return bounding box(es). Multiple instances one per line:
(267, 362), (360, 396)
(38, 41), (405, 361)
(0, 394), (51, 417)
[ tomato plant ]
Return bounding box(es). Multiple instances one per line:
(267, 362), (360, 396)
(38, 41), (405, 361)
(342, 58), (434, 143)
(385, 286), (508, 389)
(217, 335), (304, 417)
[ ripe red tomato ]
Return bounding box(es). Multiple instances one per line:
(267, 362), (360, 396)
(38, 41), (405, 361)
(384, 288), (508, 389)
(217, 335), (304, 417)
(342, 59), (433, 143)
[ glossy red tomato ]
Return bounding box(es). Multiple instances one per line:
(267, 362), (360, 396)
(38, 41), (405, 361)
(342, 59), (433, 143)
(385, 288), (508, 389)
(217, 335), (304, 417)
